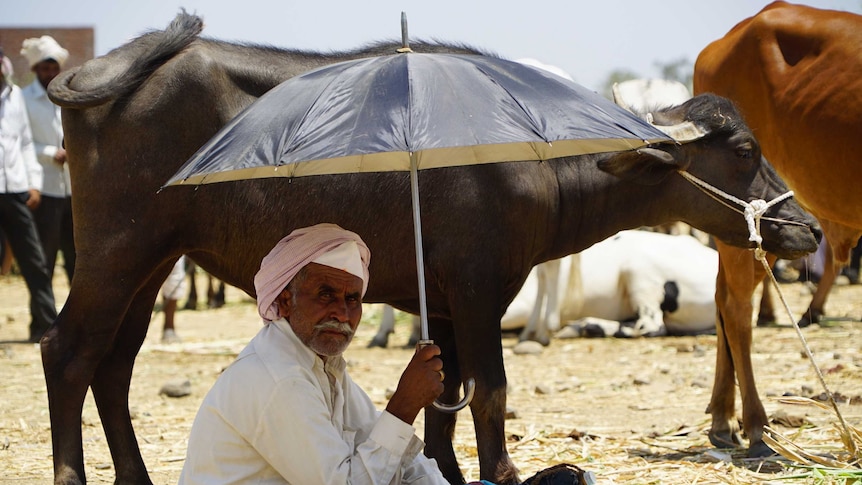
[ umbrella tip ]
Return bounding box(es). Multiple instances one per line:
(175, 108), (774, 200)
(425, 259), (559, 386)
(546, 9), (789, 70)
(397, 11), (412, 53)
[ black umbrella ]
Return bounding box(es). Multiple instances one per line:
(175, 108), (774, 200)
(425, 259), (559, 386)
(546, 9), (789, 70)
(164, 30), (672, 411)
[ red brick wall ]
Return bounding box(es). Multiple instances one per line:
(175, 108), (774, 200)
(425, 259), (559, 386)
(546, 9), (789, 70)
(0, 27), (94, 86)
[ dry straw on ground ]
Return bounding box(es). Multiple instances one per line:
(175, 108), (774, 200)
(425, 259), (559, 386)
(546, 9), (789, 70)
(1, 271), (861, 484)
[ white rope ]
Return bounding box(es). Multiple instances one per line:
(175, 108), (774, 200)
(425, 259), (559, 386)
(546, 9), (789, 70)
(678, 170), (794, 258)
(678, 169), (857, 457)
(757, 245), (859, 458)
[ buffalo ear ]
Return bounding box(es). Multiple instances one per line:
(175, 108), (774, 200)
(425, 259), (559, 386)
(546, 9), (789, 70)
(597, 147), (681, 185)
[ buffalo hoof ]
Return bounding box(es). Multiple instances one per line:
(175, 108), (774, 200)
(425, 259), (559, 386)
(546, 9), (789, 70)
(841, 267), (860, 284)
(708, 429), (743, 449)
(367, 336), (389, 348)
(183, 299), (198, 311)
(519, 336), (551, 346)
(748, 440), (776, 458)
(756, 313), (776, 327)
(797, 309), (823, 328)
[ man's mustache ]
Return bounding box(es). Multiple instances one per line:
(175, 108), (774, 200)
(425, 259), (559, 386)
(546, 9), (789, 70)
(315, 320), (354, 337)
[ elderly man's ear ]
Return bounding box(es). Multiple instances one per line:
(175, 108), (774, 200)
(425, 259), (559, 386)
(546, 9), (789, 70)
(275, 290), (293, 319)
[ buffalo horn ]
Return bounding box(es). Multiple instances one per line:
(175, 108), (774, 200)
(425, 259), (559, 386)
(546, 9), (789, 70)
(611, 82), (706, 143)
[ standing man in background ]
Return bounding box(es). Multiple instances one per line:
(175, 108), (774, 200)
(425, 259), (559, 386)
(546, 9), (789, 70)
(0, 47), (57, 342)
(21, 36), (75, 285)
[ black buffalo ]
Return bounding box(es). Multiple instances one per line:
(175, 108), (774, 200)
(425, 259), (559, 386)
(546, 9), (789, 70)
(44, 12), (819, 484)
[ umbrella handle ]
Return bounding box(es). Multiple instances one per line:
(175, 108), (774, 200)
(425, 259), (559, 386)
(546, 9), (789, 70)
(419, 339), (476, 413)
(433, 378), (475, 413)
(410, 155), (472, 413)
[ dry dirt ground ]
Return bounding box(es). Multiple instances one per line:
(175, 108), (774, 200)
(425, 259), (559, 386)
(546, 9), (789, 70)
(1, 269), (861, 484)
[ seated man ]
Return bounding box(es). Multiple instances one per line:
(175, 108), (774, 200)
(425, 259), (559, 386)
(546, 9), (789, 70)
(180, 223), (448, 484)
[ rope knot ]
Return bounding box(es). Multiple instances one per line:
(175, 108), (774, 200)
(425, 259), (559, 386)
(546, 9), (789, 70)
(745, 199), (769, 245)
(678, 170), (795, 250)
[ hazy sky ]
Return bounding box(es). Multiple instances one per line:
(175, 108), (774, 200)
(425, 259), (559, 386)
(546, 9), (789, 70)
(5, 1), (861, 91)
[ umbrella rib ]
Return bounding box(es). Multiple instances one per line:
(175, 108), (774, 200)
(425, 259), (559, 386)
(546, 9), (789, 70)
(423, 56), (545, 163)
(469, 58), (665, 156)
(470, 59), (553, 144)
(279, 59), (378, 174)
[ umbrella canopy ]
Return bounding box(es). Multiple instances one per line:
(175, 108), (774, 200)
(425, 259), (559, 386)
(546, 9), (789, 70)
(165, 53), (671, 186)
(163, 51), (674, 412)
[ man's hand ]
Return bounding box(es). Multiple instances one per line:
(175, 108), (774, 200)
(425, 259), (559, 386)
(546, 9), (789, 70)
(26, 189), (41, 210)
(53, 148), (67, 165)
(385, 343), (445, 425)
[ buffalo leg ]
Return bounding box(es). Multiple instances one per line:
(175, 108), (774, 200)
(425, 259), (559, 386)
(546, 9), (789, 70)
(42, 302), (91, 485)
(43, 258), (174, 484)
(90, 276), (168, 484)
(448, 289), (519, 485)
(424, 318), (463, 483)
(709, 242), (772, 457)
(42, 284), (144, 482)
(457, 323), (516, 484)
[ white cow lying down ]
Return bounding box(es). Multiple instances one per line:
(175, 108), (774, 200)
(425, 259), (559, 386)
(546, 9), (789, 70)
(369, 230), (718, 347)
(513, 230), (718, 344)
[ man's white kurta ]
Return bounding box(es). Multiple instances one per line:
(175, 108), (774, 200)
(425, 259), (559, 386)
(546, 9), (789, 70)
(179, 318), (447, 485)
(0, 83), (41, 193)
(21, 80), (69, 197)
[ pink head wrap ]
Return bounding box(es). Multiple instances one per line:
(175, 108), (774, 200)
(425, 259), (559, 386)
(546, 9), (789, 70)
(254, 223), (371, 321)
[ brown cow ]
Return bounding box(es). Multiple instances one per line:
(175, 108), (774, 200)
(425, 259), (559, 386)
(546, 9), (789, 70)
(694, 1), (862, 457)
(44, 12), (819, 485)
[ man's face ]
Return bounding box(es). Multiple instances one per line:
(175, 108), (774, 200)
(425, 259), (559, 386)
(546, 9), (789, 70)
(276, 262), (363, 357)
(33, 59), (60, 89)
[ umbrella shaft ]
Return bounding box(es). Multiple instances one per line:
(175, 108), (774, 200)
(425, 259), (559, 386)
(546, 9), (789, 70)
(409, 154), (431, 342)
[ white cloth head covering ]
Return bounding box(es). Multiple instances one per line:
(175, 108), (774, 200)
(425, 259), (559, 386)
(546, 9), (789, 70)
(21, 35), (69, 68)
(254, 223), (371, 321)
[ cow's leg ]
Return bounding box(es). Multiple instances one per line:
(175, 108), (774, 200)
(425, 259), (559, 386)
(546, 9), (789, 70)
(844, 237), (862, 284)
(534, 259), (561, 345)
(627, 275), (667, 337)
(756, 275), (776, 327)
(520, 259), (560, 345)
(709, 242), (772, 457)
(206, 275), (226, 309)
(214, 280), (226, 307)
(184, 260), (199, 310)
(709, 250), (744, 449)
(368, 305), (396, 348)
(542, 259), (563, 335)
(799, 241), (836, 327)
(407, 315), (421, 348)
(519, 264), (547, 344)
